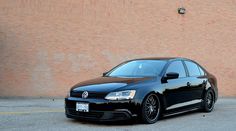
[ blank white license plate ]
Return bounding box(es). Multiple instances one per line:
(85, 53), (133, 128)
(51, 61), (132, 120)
(76, 103), (89, 112)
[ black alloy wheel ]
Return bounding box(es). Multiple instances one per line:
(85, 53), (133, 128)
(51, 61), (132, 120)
(141, 94), (161, 124)
(202, 89), (215, 112)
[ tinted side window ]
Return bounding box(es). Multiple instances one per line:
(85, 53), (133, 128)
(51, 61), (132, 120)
(198, 66), (205, 76)
(184, 61), (201, 76)
(166, 61), (186, 78)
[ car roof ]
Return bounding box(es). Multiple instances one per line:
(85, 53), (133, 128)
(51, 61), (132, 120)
(131, 57), (190, 61)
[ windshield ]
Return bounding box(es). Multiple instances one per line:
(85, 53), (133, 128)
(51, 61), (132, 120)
(107, 60), (167, 77)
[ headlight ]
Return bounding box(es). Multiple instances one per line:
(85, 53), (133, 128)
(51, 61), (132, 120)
(105, 90), (136, 100)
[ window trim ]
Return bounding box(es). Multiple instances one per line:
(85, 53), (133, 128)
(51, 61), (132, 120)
(197, 65), (206, 76)
(163, 60), (188, 78)
(183, 60), (202, 77)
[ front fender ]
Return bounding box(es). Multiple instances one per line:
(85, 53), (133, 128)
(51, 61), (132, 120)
(134, 85), (166, 110)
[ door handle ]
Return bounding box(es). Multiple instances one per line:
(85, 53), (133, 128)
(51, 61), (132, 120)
(187, 82), (191, 87)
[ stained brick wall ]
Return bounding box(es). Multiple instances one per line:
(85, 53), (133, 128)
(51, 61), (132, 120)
(0, 0), (235, 97)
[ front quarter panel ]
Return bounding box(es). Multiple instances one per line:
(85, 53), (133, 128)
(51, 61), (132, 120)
(126, 78), (166, 111)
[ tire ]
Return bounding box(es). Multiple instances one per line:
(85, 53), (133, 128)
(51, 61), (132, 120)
(202, 89), (215, 112)
(141, 93), (161, 124)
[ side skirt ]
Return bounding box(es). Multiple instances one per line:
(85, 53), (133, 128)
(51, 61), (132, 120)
(163, 100), (202, 117)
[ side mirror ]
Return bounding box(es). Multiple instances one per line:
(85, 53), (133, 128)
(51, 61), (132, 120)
(165, 72), (179, 80)
(102, 72), (108, 77)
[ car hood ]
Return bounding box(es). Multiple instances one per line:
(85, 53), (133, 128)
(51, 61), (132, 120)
(71, 77), (154, 93)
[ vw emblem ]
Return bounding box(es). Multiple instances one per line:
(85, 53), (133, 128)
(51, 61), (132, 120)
(82, 91), (88, 99)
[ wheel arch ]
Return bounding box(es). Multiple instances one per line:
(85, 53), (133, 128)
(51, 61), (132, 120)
(202, 86), (216, 102)
(140, 91), (166, 112)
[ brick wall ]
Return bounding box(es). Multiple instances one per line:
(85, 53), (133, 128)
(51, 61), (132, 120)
(0, 0), (235, 97)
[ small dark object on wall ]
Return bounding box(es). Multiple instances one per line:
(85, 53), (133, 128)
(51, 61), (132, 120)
(178, 7), (186, 14)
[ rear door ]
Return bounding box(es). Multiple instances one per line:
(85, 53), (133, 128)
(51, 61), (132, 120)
(183, 60), (206, 101)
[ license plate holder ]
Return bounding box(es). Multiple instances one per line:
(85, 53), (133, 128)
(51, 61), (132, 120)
(76, 102), (89, 112)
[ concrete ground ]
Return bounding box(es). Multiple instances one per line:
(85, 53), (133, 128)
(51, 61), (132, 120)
(0, 98), (235, 131)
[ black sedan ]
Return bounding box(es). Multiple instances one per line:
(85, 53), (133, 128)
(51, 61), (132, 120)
(65, 57), (218, 124)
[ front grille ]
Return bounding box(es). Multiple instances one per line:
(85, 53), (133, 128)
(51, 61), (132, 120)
(65, 99), (114, 111)
(65, 100), (76, 108)
(67, 109), (104, 118)
(113, 113), (127, 119)
(70, 91), (106, 99)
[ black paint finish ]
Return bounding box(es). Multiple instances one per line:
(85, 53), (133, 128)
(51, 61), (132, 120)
(65, 57), (218, 122)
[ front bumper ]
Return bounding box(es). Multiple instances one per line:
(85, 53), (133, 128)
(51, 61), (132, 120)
(65, 97), (139, 121)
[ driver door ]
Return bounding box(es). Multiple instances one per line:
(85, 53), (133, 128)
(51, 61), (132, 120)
(162, 60), (190, 110)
